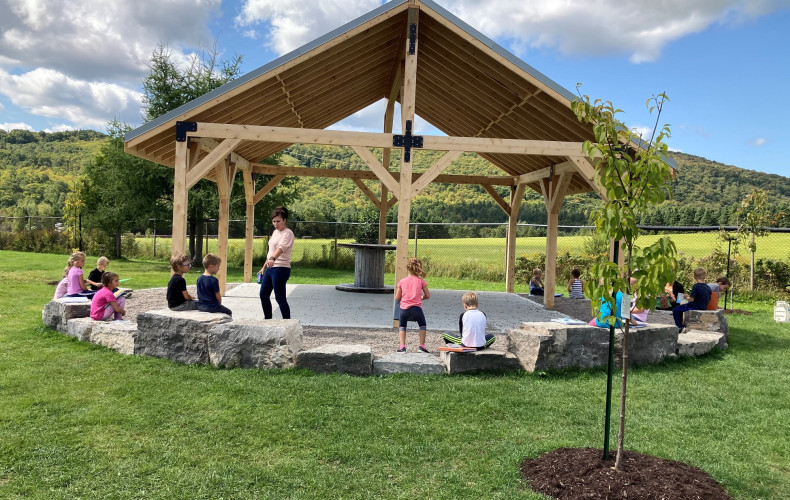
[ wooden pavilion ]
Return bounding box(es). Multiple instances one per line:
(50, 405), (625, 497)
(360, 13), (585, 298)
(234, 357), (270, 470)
(124, 0), (610, 309)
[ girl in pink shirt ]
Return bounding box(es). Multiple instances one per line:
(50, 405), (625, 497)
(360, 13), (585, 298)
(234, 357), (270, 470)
(65, 251), (97, 298)
(90, 272), (126, 321)
(395, 258), (430, 353)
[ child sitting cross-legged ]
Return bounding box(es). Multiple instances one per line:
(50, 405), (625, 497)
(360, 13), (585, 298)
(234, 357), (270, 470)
(90, 272), (126, 321)
(442, 291), (496, 350)
(196, 253), (232, 316)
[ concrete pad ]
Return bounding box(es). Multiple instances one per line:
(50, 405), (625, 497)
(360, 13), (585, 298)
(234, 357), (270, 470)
(224, 283), (566, 332)
(373, 353), (446, 375)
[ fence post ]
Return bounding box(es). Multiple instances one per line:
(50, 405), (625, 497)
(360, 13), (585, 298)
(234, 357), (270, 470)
(334, 222), (339, 267)
(414, 223), (419, 258)
(152, 218), (157, 258)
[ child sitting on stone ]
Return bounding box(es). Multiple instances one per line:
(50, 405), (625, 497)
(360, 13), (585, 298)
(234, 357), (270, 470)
(442, 291), (495, 349)
(167, 253), (198, 311)
(196, 253), (232, 316)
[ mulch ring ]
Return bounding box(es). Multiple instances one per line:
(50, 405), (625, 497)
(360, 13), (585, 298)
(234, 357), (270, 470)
(521, 447), (732, 499)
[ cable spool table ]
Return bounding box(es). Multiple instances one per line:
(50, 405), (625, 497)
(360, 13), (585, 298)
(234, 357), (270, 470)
(335, 243), (396, 293)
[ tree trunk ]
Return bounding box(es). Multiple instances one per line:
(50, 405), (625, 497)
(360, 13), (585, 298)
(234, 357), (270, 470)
(195, 218), (205, 265)
(188, 215), (196, 261)
(114, 228), (122, 259)
(615, 247), (633, 471)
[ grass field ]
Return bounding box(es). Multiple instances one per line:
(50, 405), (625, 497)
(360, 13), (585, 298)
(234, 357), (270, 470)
(131, 231), (790, 268)
(2, 250), (790, 498)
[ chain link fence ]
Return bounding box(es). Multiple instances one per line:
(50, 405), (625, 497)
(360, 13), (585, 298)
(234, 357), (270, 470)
(2, 217), (789, 292)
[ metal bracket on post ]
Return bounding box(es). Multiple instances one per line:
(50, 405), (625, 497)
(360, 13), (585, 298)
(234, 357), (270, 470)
(408, 23), (417, 54)
(176, 121), (197, 142)
(392, 120), (423, 163)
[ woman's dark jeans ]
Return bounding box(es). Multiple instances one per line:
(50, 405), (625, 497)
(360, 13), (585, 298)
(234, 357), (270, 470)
(260, 266), (291, 319)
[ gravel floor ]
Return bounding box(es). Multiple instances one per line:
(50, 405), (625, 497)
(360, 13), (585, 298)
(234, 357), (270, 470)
(124, 286), (675, 358)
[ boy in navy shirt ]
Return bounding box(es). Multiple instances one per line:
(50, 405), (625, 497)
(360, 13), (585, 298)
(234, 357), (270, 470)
(196, 253), (232, 316)
(673, 267), (711, 333)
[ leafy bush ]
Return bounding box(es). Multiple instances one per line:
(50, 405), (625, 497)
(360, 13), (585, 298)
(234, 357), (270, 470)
(0, 229), (69, 253)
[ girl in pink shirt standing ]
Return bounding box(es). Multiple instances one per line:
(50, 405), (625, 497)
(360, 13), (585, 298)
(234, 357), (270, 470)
(395, 258), (431, 353)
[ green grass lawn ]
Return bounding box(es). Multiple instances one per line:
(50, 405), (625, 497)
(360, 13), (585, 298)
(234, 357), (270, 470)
(1, 250), (790, 498)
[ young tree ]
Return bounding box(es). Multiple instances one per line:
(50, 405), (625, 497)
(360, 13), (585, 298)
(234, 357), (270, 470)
(83, 120), (171, 257)
(140, 42), (243, 263)
(572, 90), (678, 470)
(735, 188), (771, 290)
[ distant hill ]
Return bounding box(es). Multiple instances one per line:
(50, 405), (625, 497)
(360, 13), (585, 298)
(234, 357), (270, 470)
(1, 130), (788, 227)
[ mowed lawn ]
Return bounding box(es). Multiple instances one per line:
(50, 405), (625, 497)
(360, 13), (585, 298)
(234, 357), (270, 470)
(1, 250), (789, 498)
(132, 231), (790, 268)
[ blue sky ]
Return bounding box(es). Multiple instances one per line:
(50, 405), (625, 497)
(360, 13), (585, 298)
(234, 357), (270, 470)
(1, 0), (788, 177)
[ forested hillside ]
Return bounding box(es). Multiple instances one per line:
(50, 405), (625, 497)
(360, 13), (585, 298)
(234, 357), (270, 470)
(1, 129), (788, 227)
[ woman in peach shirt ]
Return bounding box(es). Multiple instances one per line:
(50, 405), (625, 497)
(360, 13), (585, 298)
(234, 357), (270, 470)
(258, 206), (295, 319)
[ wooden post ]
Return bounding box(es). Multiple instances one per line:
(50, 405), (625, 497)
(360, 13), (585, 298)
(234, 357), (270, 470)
(505, 183), (527, 292)
(394, 6), (419, 286)
(172, 140), (189, 260)
(542, 171), (572, 309)
(243, 169), (255, 283)
(380, 99), (396, 244)
(215, 159), (236, 295)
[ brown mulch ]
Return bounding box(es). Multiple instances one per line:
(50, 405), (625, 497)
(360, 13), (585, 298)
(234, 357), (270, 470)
(521, 448), (732, 499)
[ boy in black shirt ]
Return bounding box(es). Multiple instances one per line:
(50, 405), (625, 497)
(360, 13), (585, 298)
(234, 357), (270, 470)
(86, 256), (109, 290)
(167, 253), (197, 311)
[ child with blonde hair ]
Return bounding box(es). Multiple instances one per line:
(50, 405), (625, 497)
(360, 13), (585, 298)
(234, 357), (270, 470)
(86, 256), (109, 290)
(395, 258), (430, 352)
(65, 251), (97, 298)
(442, 291), (496, 349)
(90, 272), (126, 321)
(167, 253), (198, 311)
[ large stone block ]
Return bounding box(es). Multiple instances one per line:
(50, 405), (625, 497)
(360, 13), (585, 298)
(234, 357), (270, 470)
(685, 310), (729, 349)
(439, 349), (521, 374)
(207, 320), (302, 369)
(507, 323), (611, 372)
(373, 353), (446, 375)
(91, 321), (138, 355)
(135, 309), (232, 365)
(42, 299), (91, 333)
(66, 317), (95, 342)
(296, 344), (372, 375)
(677, 331), (724, 357)
(617, 324), (677, 366)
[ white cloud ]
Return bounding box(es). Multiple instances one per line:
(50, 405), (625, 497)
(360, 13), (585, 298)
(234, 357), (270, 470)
(440, 0), (790, 63)
(235, 0), (790, 63)
(0, 68), (143, 129)
(235, 0), (382, 55)
(0, 0), (222, 83)
(0, 121), (34, 132)
(45, 124), (78, 133)
(750, 137), (768, 147)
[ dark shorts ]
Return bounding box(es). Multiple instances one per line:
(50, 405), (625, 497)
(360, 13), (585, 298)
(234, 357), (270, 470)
(398, 306), (426, 331)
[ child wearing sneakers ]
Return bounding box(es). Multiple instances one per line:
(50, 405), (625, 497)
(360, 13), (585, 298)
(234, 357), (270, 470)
(395, 258), (430, 353)
(442, 291), (495, 349)
(672, 267), (711, 333)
